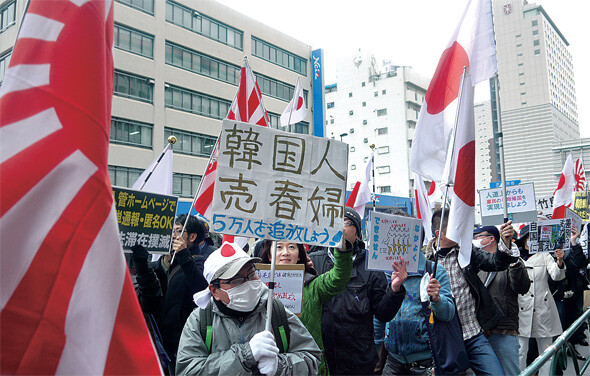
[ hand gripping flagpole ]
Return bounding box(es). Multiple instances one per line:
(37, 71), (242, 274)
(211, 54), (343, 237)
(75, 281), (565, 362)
(138, 136), (176, 190)
(432, 67), (469, 279)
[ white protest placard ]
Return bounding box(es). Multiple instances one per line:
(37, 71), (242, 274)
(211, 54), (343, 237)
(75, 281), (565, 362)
(537, 195), (554, 219)
(366, 211), (422, 273)
(479, 183), (536, 217)
(529, 218), (571, 253)
(211, 119), (348, 248)
(255, 264), (305, 315)
(566, 207), (582, 234)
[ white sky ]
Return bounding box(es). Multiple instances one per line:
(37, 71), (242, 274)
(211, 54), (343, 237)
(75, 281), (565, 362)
(216, 0), (589, 136)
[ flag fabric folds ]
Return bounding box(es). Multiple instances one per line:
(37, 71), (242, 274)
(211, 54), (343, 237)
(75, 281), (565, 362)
(132, 143), (173, 195)
(194, 60), (269, 219)
(552, 154), (575, 219)
(346, 151), (373, 219)
(574, 157), (586, 192)
(409, 0), (497, 183)
(414, 173), (433, 242)
(280, 77), (307, 128)
(0, 1), (161, 374)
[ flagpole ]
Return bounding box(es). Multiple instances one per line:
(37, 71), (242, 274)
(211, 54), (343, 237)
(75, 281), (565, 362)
(493, 74), (509, 223)
(432, 67), (469, 279)
(139, 137), (176, 190)
(265, 240), (278, 332)
(370, 144), (376, 212)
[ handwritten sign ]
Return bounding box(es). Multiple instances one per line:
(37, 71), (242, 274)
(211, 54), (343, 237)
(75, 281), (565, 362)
(479, 183), (536, 216)
(537, 195), (554, 219)
(113, 186), (178, 253)
(255, 263), (305, 315)
(366, 211), (422, 273)
(211, 119), (348, 248)
(529, 218), (571, 253)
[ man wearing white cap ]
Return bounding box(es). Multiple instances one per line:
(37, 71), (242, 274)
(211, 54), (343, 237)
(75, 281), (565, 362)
(176, 242), (321, 376)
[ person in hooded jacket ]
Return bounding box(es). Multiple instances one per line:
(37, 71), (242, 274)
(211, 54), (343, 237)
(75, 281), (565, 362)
(309, 207), (408, 375)
(260, 239), (353, 375)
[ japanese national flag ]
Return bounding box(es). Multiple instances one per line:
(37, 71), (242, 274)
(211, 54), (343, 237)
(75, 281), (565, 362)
(346, 151), (373, 218)
(552, 155), (575, 219)
(280, 77), (307, 128)
(0, 1), (161, 374)
(410, 0), (497, 183)
(414, 173), (433, 241)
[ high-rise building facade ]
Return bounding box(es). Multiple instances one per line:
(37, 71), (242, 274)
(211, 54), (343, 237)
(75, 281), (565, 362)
(0, 0), (313, 202)
(325, 50), (428, 199)
(493, 0), (579, 197)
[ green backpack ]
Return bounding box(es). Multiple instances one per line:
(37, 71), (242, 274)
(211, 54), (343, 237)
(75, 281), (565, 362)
(199, 299), (291, 354)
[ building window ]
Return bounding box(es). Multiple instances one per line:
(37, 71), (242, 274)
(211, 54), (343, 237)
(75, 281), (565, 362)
(350, 146), (355, 152)
(108, 165), (143, 188)
(164, 127), (216, 157)
(330, 119), (334, 124)
(257, 73), (307, 103)
(362, 102), (366, 107)
(327, 102), (335, 109)
(380, 186), (391, 193)
(165, 84), (231, 120)
(348, 92), (353, 97)
(351, 165), (356, 170)
(377, 127), (388, 135)
(349, 110), (354, 116)
(363, 138), (368, 143)
(363, 119), (368, 125)
(115, 0), (154, 14)
(532, 20), (538, 26)
(376, 108), (387, 116)
(267, 112), (309, 134)
(165, 0), (243, 50)
(251, 37), (306, 75)
(534, 49), (540, 55)
(165, 41), (240, 85)
(378, 146), (389, 154)
(408, 140), (412, 148)
(532, 30), (538, 36)
(382, 90), (386, 95)
(173, 172), (202, 198)
(0, 0), (16, 32)
(533, 40), (540, 46)
(114, 71), (153, 103)
(362, 82), (366, 87)
(110, 117), (153, 148)
(377, 166), (390, 174)
(114, 24), (154, 58)
(374, 91), (378, 97)
(0, 50), (11, 83)
(349, 128), (354, 134)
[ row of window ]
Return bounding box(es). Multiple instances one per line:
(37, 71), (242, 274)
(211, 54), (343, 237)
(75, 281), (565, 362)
(116, 0), (154, 14)
(163, 127), (216, 157)
(251, 37), (306, 75)
(0, 0), (15, 32)
(165, 0), (243, 50)
(111, 117), (153, 148)
(164, 84), (231, 120)
(114, 24), (154, 58)
(0, 51), (11, 83)
(108, 165), (201, 198)
(347, 90), (387, 97)
(114, 70), (153, 103)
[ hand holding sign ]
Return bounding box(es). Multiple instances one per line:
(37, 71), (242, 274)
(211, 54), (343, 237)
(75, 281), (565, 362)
(555, 248), (564, 267)
(390, 260), (408, 293)
(571, 224), (580, 245)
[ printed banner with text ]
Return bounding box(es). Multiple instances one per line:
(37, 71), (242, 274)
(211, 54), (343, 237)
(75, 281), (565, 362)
(529, 218), (571, 253)
(367, 211), (422, 273)
(211, 119), (348, 248)
(113, 186), (178, 253)
(256, 264), (305, 315)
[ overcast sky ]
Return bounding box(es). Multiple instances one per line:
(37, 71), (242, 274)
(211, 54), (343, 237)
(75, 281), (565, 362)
(216, 0), (589, 136)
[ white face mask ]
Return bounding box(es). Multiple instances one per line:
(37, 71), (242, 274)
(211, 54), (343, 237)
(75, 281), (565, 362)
(472, 239), (484, 249)
(223, 280), (264, 312)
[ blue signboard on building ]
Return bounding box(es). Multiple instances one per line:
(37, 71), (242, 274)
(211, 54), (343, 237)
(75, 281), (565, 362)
(311, 49), (325, 138)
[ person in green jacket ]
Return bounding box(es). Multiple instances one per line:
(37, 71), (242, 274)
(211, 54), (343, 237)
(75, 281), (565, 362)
(260, 240), (353, 375)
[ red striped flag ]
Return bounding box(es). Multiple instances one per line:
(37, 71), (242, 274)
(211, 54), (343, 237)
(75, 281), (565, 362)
(552, 155), (575, 219)
(575, 158), (586, 192)
(0, 1), (161, 374)
(193, 60), (269, 219)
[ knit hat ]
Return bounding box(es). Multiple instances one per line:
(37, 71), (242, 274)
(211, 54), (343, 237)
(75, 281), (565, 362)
(193, 242), (261, 309)
(344, 207), (362, 239)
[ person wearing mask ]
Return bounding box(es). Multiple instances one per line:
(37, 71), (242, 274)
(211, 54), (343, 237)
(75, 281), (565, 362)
(515, 225), (566, 376)
(474, 225), (531, 376)
(309, 207), (408, 375)
(259, 239), (353, 375)
(176, 242), (320, 375)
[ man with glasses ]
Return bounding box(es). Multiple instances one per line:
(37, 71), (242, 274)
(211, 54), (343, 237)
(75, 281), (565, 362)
(473, 225), (530, 376)
(309, 207), (408, 375)
(153, 214), (216, 374)
(177, 242), (321, 375)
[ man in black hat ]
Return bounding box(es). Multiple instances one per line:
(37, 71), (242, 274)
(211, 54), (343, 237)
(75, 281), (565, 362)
(309, 207), (408, 375)
(474, 225), (530, 376)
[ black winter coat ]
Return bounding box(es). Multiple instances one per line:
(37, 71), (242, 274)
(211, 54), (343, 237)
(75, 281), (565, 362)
(432, 245), (518, 332)
(309, 242), (406, 376)
(549, 244), (588, 300)
(478, 258), (531, 331)
(153, 243), (215, 359)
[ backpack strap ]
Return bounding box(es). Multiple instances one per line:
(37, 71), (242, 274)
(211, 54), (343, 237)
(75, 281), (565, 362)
(199, 303), (214, 354)
(271, 299), (290, 353)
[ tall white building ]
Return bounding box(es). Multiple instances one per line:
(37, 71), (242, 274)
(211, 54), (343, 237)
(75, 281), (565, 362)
(475, 100), (495, 190)
(0, 0), (313, 203)
(493, 0), (579, 197)
(325, 50), (428, 199)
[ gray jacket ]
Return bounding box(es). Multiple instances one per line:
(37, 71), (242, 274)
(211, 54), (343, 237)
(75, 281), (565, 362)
(176, 289), (321, 375)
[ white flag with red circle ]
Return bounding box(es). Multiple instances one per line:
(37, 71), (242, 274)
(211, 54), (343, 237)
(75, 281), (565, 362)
(280, 77), (307, 128)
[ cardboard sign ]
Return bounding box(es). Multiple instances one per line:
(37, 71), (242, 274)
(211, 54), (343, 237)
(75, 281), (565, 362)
(255, 263), (305, 315)
(113, 186), (178, 253)
(366, 211), (422, 273)
(479, 183), (537, 225)
(574, 191), (590, 221)
(537, 195), (554, 219)
(529, 218), (571, 253)
(212, 119), (348, 248)
(566, 207), (582, 234)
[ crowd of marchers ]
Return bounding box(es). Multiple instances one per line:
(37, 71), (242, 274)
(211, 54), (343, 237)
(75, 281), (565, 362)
(128, 207), (589, 376)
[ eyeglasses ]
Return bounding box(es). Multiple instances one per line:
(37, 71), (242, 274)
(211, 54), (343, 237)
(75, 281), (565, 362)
(172, 228), (184, 235)
(217, 267), (258, 287)
(474, 234), (493, 239)
(344, 220), (354, 227)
